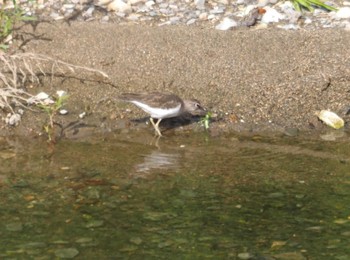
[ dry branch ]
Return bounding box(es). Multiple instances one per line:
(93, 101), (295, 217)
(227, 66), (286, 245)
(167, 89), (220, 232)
(0, 51), (109, 113)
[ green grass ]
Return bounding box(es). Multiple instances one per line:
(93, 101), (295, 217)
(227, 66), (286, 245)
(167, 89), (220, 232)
(291, 0), (337, 12)
(0, 0), (36, 50)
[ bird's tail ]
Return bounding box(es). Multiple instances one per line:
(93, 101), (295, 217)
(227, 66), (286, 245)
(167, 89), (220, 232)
(118, 93), (142, 102)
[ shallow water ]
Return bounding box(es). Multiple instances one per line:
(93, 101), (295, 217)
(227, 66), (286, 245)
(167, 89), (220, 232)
(1, 130), (350, 259)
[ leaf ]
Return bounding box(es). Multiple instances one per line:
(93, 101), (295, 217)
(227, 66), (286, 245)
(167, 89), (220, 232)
(292, 0), (337, 12)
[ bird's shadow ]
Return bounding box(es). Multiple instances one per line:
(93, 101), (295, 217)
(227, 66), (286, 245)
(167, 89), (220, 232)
(129, 112), (221, 133)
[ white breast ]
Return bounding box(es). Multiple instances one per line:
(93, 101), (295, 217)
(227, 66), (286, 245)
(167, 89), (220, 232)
(131, 101), (182, 119)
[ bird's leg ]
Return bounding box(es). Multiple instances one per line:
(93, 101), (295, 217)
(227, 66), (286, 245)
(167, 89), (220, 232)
(150, 118), (163, 136)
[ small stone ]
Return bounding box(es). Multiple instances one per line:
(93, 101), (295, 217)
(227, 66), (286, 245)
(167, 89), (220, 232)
(261, 7), (285, 23)
(79, 112), (86, 118)
(57, 90), (67, 97)
(280, 1), (301, 24)
(62, 4), (75, 9)
(215, 17), (237, 30)
(207, 14), (217, 20)
(101, 15), (109, 22)
(195, 0), (205, 9)
(130, 237), (143, 245)
(76, 237), (93, 244)
(145, 1), (155, 7)
(85, 220), (104, 228)
(238, 252), (254, 259)
(258, 0), (270, 7)
(59, 109), (68, 115)
(199, 12), (208, 20)
(35, 92), (50, 100)
(6, 222), (23, 232)
(210, 6), (225, 14)
(186, 18), (196, 25)
(128, 0), (145, 4)
(108, 0), (132, 13)
(335, 7), (350, 19)
(6, 113), (21, 126)
(54, 248), (79, 258)
(83, 6), (95, 17)
(304, 18), (312, 24)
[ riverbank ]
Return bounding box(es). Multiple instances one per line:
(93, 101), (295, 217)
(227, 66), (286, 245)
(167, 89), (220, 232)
(1, 19), (350, 139)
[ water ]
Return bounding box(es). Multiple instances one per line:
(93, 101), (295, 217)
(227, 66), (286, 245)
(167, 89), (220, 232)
(0, 131), (350, 259)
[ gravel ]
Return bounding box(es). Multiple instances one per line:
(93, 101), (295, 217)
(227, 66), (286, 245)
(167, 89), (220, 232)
(2, 0), (350, 30)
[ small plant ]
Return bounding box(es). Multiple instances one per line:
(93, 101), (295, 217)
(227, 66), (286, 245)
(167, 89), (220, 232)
(200, 112), (212, 131)
(0, 0), (37, 49)
(291, 0), (337, 12)
(37, 91), (68, 143)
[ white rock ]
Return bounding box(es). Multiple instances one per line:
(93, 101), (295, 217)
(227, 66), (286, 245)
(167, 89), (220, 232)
(158, 20), (171, 26)
(207, 14), (217, 20)
(128, 0), (145, 4)
(210, 6), (225, 14)
(79, 112), (86, 119)
(35, 92), (50, 100)
(83, 6), (95, 17)
(63, 4), (75, 9)
(27, 93), (54, 105)
(6, 113), (21, 126)
(280, 1), (301, 24)
(186, 18), (196, 25)
(108, 0), (132, 13)
(101, 15), (110, 22)
(96, 0), (113, 5)
(215, 17), (237, 30)
(335, 7), (350, 19)
(199, 12), (208, 20)
(195, 0), (205, 9)
(258, 0), (270, 7)
(304, 18), (312, 24)
(261, 7), (285, 23)
(59, 109), (69, 115)
(145, 1), (155, 7)
(42, 98), (55, 105)
(57, 90), (67, 97)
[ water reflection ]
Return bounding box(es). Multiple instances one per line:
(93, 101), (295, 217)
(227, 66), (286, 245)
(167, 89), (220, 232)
(133, 150), (180, 174)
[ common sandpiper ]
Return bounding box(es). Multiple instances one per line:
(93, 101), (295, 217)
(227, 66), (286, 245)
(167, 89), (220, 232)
(119, 92), (206, 136)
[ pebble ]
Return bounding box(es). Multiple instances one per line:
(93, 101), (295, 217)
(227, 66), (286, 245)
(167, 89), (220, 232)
(59, 109), (69, 115)
(6, 113), (21, 126)
(237, 252), (254, 259)
(54, 248), (79, 258)
(6, 0), (349, 30)
(215, 17), (238, 30)
(335, 6), (350, 18)
(261, 7), (285, 24)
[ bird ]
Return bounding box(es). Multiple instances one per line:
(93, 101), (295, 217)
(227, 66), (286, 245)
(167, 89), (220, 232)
(119, 92), (206, 136)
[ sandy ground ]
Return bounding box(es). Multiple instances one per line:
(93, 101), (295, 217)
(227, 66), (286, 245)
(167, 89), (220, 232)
(3, 21), (350, 138)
